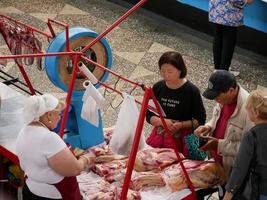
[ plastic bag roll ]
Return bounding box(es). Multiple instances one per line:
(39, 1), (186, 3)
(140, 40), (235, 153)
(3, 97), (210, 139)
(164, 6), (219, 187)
(78, 61), (98, 85)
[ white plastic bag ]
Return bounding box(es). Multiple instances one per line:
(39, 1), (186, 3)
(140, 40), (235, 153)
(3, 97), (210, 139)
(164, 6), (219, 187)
(110, 93), (145, 156)
(81, 81), (105, 127)
(0, 83), (27, 142)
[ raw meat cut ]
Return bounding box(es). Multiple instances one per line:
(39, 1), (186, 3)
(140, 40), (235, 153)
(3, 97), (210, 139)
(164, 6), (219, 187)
(134, 148), (184, 172)
(163, 160), (226, 192)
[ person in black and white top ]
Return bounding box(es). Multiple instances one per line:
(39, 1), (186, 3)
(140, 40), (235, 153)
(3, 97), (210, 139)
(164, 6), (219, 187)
(16, 94), (92, 200)
(146, 51), (206, 157)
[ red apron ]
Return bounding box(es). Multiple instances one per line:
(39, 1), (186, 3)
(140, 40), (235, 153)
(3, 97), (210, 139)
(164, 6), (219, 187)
(53, 176), (81, 200)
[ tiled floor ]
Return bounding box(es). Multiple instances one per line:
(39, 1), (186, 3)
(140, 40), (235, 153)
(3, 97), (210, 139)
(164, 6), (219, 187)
(0, 0), (266, 199)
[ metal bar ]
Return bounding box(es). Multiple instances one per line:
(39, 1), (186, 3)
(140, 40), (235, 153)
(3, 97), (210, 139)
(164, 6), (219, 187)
(47, 18), (68, 28)
(47, 18), (70, 52)
(81, 0), (147, 53)
(0, 75), (42, 95)
(0, 75), (30, 94)
(81, 56), (143, 87)
(0, 69), (41, 94)
(0, 51), (82, 60)
(150, 91), (196, 199)
(0, 14), (53, 39)
(120, 87), (151, 200)
(65, 26), (70, 52)
(0, 34), (35, 94)
(47, 20), (56, 38)
(99, 81), (142, 104)
(99, 81), (160, 116)
(16, 62), (35, 94)
(59, 54), (80, 138)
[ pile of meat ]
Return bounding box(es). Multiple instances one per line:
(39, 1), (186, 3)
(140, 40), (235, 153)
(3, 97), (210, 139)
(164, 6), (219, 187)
(78, 173), (141, 200)
(77, 128), (226, 199)
(134, 148), (183, 172)
(163, 160), (226, 192)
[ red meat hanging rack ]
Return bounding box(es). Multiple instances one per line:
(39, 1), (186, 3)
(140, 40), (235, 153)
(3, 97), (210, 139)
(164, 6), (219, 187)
(0, 0), (196, 199)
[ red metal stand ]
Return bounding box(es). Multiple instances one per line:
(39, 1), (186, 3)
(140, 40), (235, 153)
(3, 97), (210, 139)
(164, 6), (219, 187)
(120, 87), (196, 200)
(0, 0), (197, 198)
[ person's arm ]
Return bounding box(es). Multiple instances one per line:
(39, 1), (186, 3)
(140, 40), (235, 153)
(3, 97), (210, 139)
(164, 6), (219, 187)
(195, 125), (212, 137)
(246, 0), (253, 4)
(48, 147), (89, 177)
(146, 106), (156, 124)
(205, 104), (221, 132)
(218, 109), (254, 156)
(173, 119), (198, 130)
(149, 115), (163, 127)
(223, 192), (233, 200)
(150, 116), (179, 133)
(217, 138), (241, 157)
(173, 85), (206, 131)
(41, 132), (90, 177)
(191, 87), (206, 127)
(146, 84), (159, 124)
(146, 82), (178, 132)
(225, 132), (254, 195)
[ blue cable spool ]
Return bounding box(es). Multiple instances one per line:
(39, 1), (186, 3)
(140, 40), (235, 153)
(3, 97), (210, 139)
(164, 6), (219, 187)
(45, 27), (112, 149)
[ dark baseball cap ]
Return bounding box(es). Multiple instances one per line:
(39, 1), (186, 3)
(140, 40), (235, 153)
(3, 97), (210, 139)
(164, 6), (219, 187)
(203, 70), (237, 100)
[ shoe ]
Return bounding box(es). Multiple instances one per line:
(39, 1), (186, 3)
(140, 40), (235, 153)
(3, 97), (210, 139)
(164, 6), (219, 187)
(229, 68), (240, 77)
(230, 70), (240, 77)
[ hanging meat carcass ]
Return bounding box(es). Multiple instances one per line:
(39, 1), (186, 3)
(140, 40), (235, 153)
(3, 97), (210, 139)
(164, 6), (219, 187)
(0, 17), (43, 70)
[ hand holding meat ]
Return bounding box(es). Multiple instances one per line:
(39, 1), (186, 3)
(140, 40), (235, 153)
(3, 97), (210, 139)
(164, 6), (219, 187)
(199, 136), (218, 151)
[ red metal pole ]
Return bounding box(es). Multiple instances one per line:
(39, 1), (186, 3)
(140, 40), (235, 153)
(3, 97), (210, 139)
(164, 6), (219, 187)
(47, 20), (56, 38)
(0, 14), (53, 39)
(16, 62), (36, 95)
(0, 32), (36, 94)
(0, 51), (82, 60)
(81, 55), (143, 87)
(81, 0), (147, 54)
(120, 87), (151, 200)
(65, 26), (70, 52)
(150, 91), (196, 199)
(47, 19), (70, 52)
(59, 54), (80, 138)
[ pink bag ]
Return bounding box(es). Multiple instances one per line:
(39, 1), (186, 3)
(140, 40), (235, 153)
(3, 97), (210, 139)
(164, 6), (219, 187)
(146, 126), (190, 158)
(146, 127), (164, 148)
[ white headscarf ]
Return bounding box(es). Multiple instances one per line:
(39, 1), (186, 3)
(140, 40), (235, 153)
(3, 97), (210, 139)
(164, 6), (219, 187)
(23, 94), (59, 124)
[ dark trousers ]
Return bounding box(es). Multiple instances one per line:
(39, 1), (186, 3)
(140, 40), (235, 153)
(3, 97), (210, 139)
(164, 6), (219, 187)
(196, 185), (225, 200)
(213, 24), (238, 71)
(23, 183), (62, 200)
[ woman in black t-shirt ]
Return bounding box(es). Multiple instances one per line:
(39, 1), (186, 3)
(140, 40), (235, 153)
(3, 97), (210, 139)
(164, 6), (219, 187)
(146, 51), (206, 157)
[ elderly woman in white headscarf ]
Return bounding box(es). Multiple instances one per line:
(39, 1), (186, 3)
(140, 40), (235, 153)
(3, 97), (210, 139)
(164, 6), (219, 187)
(16, 94), (90, 200)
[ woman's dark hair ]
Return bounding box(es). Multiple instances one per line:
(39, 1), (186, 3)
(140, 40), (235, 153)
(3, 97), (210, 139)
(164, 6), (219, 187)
(158, 51), (187, 78)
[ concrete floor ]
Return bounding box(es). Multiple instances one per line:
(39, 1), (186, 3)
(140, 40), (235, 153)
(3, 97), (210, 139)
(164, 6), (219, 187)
(0, 0), (266, 199)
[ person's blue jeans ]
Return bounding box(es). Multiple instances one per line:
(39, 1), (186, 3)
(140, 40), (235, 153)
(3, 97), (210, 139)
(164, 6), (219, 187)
(260, 195), (267, 200)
